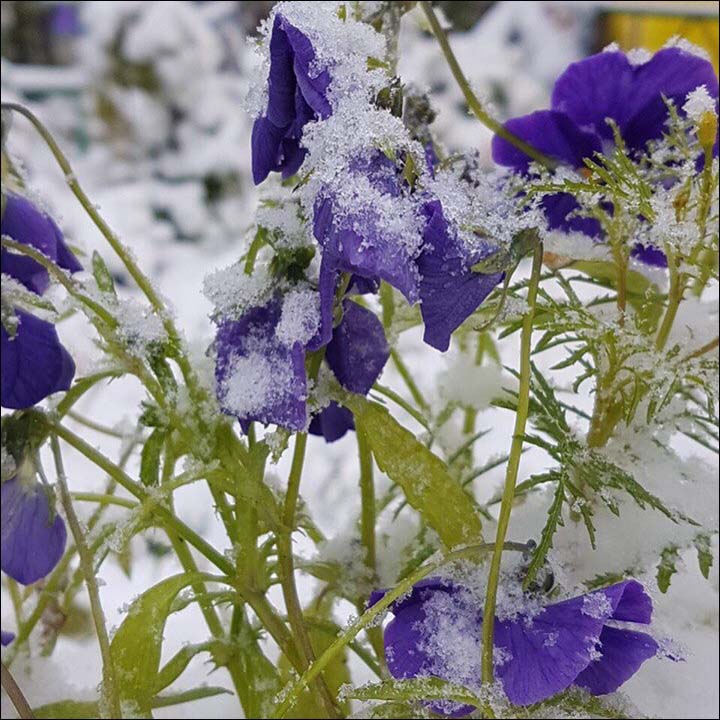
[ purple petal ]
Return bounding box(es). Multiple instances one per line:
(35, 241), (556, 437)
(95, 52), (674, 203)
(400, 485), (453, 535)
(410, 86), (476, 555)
(369, 577), (460, 613)
(214, 298), (308, 431)
(601, 579), (654, 624)
(418, 201), (504, 352)
(308, 401), (354, 442)
(266, 15), (297, 128)
(251, 116), (287, 185)
(307, 255), (338, 352)
(1, 630), (15, 646)
(623, 48), (719, 151)
(1, 192), (81, 294)
(325, 301), (389, 395)
(1, 310), (76, 410)
(541, 192), (603, 237)
(574, 626), (658, 695)
(551, 52), (636, 143)
(492, 110), (602, 173)
(1, 476), (67, 585)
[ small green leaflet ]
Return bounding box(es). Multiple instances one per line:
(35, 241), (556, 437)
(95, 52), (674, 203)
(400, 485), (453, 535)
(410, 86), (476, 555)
(344, 396), (482, 548)
(656, 545), (680, 593)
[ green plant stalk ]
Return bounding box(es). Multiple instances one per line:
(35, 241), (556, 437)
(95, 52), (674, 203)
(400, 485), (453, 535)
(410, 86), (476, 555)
(480, 242), (544, 685)
(50, 422), (234, 575)
(273, 542), (529, 718)
(418, 3), (556, 169)
(390, 348), (429, 413)
(655, 249), (684, 351)
(50, 437), (122, 719)
(278, 430), (340, 718)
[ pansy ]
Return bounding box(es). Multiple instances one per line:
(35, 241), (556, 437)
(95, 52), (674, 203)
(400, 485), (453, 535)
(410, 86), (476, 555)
(252, 13), (332, 185)
(1, 474), (67, 586)
(492, 46), (719, 266)
(1, 192), (81, 409)
(370, 577), (660, 714)
(215, 291), (389, 436)
(1, 630), (14, 646)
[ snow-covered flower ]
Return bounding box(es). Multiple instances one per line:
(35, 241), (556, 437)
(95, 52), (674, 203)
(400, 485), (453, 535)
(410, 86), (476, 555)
(1, 192), (80, 409)
(492, 46), (719, 266)
(370, 577), (661, 714)
(251, 13), (332, 184)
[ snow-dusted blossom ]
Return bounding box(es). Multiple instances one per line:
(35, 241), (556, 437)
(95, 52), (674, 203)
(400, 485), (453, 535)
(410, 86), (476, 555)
(493, 46), (719, 266)
(371, 578), (661, 714)
(1, 192), (81, 409)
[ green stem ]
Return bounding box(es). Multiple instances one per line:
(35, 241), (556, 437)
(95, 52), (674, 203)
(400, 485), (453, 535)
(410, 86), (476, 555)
(357, 426), (376, 573)
(480, 242), (543, 685)
(655, 250), (684, 351)
(50, 437), (122, 719)
(418, 3), (555, 169)
(50, 422), (234, 576)
(683, 336), (719, 362)
(390, 349), (429, 413)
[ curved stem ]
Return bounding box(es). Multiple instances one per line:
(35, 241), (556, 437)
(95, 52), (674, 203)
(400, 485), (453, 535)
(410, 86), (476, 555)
(357, 426), (376, 574)
(480, 242), (543, 685)
(50, 437), (122, 719)
(655, 250), (684, 351)
(683, 336), (719, 362)
(418, 3), (556, 169)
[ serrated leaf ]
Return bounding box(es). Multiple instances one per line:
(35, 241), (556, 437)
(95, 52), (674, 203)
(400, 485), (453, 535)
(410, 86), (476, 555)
(110, 572), (214, 716)
(524, 477), (565, 588)
(346, 678), (482, 711)
(694, 533), (714, 579)
(344, 396), (482, 548)
(92, 251), (117, 296)
(140, 428), (166, 487)
(656, 545), (680, 593)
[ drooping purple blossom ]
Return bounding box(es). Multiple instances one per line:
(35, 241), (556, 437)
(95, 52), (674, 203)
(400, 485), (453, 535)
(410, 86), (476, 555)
(313, 151), (423, 303)
(1, 475), (67, 586)
(251, 13), (332, 184)
(1, 192), (81, 409)
(1, 630), (14, 646)
(370, 577), (660, 714)
(418, 201), (504, 352)
(215, 292), (389, 437)
(492, 47), (719, 266)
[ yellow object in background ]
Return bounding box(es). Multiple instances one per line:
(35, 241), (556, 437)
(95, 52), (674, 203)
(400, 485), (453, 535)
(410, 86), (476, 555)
(597, 1), (719, 72)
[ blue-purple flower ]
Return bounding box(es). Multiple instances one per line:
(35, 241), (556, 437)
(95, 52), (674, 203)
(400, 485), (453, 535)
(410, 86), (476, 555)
(492, 47), (719, 266)
(371, 577), (660, 713)
(215, 290), (389, 438)
(1, 192), (81, 409)
(1, 474), (67, 586)
(252, 13), (332, 185)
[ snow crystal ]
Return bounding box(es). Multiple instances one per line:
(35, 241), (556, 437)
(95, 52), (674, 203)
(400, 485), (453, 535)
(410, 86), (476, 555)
(218, 351), (275, 418)
(664, 36), (712, 62)
(683, 85), (718, 122)
(582, 591), (613, 619)
(203, 261), (272, 319)
(275, 286), (320, 346)
(627, 47), (652, 66)
(115, 299), (167, 354)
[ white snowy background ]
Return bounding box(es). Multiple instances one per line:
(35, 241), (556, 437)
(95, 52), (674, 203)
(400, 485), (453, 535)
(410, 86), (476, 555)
(1, 2), (718, 718)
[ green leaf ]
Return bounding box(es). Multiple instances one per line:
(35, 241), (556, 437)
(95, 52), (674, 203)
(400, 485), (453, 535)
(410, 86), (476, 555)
(524, 477), (565, 588)
(154, 642), (214, 693)
(657, 545), (680, 593)
(92, 251), (117, 296)
(55, 370), (123, 418)
(110, 573), (217, 716)
(694, 533), (714, 579)
(34, 700), (99, 719)
(344, 396), (482, 548)
(140, 428), (166, 487)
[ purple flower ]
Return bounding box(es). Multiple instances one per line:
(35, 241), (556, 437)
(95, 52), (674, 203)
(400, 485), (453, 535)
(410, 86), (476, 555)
(1, 630), (14, 646)
(418, 201), (504, 352)
(1, 476), (67, 586)
(215, 293), (389, 436)
(313, 151), (423, 303)
(1, 192), (81, 409)
(371, 577), (660, 713)
(492, 48), (719, 265)
(251, 13), (332, 184)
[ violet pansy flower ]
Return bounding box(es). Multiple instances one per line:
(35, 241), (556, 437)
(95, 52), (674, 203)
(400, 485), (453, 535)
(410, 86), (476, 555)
(1, 475), (67, 586)
(1, 192), (81, 409)
(252, 13), (332, 184)
(492, 47), (719, 267)
(370, 577), (660, 714)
